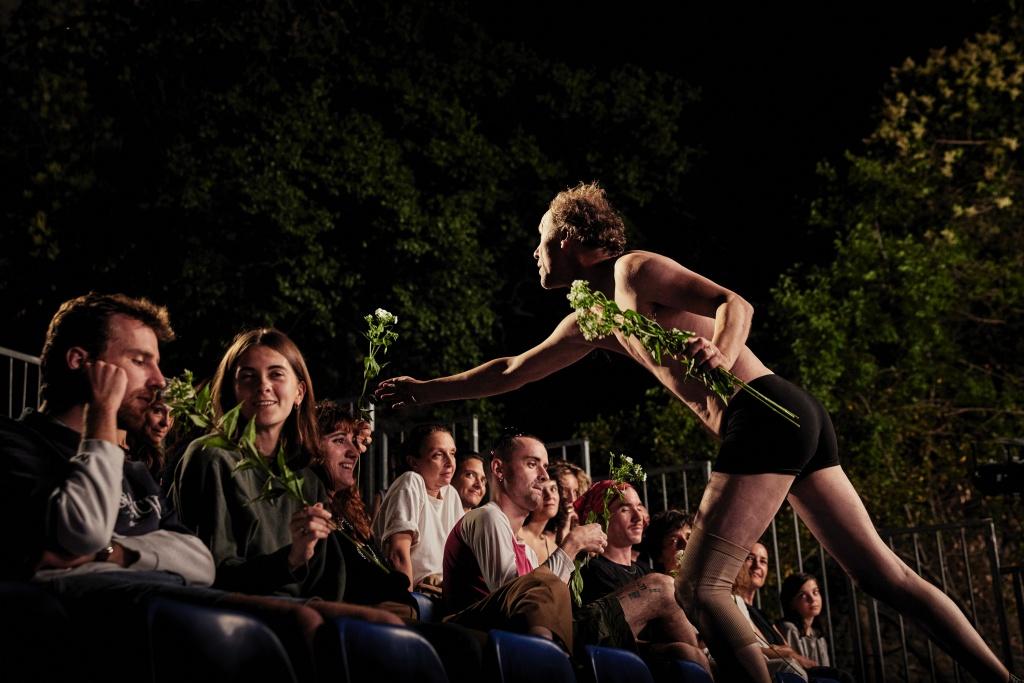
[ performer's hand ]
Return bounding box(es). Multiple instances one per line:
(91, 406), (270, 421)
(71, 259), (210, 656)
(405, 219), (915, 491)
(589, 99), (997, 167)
(375, 376), (426, 408)
(685, 336), (729, 371)
(288, 503), (332, 570)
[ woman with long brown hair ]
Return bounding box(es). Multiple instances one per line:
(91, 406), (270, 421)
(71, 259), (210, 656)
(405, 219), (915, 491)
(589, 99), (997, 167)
(174, 328), (391, 611)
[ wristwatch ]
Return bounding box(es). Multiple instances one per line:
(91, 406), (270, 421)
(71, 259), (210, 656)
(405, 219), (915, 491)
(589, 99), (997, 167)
(94, 544), (115, 562)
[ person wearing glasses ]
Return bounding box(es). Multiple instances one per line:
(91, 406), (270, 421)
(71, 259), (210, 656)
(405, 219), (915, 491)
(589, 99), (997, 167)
(378, 182), (1014, 683)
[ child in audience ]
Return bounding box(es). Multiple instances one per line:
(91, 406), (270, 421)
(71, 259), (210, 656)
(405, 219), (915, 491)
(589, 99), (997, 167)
(777, 572), (854, 682)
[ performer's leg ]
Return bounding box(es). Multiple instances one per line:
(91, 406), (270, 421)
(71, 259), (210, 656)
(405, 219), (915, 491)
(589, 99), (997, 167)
(675, 471), (794, 683)
(789, 466), (1010, 683)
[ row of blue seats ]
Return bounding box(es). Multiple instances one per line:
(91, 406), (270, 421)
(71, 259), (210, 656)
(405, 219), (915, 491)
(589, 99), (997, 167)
(154, 598), (839, 683)
(153, 596), (717, 683)
(1, 581), (838, 683)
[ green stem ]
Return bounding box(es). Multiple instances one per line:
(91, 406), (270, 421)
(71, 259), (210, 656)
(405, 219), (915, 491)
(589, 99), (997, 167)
(719, 369), (801, 427)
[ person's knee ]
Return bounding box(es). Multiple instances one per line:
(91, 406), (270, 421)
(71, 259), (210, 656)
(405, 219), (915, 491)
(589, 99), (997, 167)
(674, 567), (730, 617)
(643, 573), (677, 611)
(527, 569), (571, 612)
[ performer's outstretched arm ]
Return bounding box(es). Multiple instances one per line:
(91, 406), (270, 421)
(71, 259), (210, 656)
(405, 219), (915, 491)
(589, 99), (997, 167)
(376, 313), (596, 407)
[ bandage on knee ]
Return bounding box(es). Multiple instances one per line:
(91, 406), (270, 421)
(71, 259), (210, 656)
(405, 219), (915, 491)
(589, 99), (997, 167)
(674, 526), (759, 651)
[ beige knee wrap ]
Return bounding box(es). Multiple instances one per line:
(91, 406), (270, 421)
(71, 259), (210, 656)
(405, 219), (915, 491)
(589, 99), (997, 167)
(674, 526), (759, 651)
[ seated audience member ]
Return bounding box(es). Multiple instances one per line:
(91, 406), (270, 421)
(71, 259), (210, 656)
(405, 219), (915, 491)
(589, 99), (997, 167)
(639, 509), (693, 574)
(2, 294), (214, 586)
(731, 543), (815, 679)
(632, 502), (650, 563)
(549, 458), (590, 507)
(573, 482), (708, 670)
(314, 400), (413, 612)
(453, 451), (487, 512)
(372, 423), (464, 597)
(778, 573), (853, 683)
(519, 478), (560, 563)
(441, 433), (601, 650)
(173, 328), (401, 620)
(443, 433), (706, 665)
(125, 399), (174, 487)
(314, 401), (487, 683)
(0, 295), (356, 683)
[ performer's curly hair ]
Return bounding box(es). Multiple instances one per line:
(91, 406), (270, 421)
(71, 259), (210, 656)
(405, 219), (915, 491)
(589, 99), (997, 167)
(548, 181), (627, 256)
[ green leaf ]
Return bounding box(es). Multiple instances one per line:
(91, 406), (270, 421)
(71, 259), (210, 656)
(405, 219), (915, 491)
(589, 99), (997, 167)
(220, 403), (243, 439)
(197, 434), (233, 450)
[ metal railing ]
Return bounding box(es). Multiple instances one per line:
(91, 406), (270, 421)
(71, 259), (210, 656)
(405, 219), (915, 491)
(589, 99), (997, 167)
(763, 513), (1013, 682)
(545, 437), (591, 477)
(624, 460), (1016, 682)
(339, 414), (1020, 681)
(371, 413), (480, 501)
(639, 460), (713, 515)
(1, 345), (41, 418)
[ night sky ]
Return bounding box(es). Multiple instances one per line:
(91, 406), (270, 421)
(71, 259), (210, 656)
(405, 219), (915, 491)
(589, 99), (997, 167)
(0, 2), (1007, 446)
(452, 2), (1003, 445)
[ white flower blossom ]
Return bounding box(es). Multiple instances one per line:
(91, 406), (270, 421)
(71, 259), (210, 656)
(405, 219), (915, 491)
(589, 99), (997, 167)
(375, 308), (396, 324)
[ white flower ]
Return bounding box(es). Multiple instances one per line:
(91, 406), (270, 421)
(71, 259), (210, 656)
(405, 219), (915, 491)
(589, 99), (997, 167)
(624, 455), (633, 464)
(567, 280), (591, 309)
(375, 308), (396, 324)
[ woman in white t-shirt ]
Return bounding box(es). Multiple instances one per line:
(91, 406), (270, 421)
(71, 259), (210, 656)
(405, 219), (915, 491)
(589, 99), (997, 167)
(372, 423), (464, 596)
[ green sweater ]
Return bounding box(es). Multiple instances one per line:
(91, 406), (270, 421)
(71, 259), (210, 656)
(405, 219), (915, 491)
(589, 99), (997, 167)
(172, 441), (345, 600)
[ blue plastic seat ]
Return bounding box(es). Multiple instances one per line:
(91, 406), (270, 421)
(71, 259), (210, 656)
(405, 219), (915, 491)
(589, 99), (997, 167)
(776, 673), (807, 683)
(585, 644), (654, 683)
(147, 597), (296, 683)
(0, 581), (76, 682)
(332, 617), (448, 683)
(486, 629), (575, 683)
(648, 657), (715, 683)
(411, 590), (437, 622)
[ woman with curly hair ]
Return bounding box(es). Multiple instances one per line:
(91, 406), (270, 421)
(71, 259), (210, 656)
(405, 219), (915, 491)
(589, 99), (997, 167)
(314, 400), (412, 610)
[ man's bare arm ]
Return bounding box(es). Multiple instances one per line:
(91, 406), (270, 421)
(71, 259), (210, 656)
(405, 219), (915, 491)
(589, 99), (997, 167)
(376, 313), (598, 407)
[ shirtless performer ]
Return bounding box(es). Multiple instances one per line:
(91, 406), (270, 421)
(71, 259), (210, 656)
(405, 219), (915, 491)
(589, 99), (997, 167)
(377, 182), (1014, 683)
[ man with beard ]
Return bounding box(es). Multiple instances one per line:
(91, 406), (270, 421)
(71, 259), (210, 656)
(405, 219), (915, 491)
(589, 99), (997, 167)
(573, 481), (707, 671)
(0, 293), (397, 683)
(0, 293), (215, 681)
(442, 433), (702, 663)
(0, 293), (212, 582)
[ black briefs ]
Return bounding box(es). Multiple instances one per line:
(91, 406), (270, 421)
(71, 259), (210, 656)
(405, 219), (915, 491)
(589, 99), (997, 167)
(713, 374), (839, 480)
